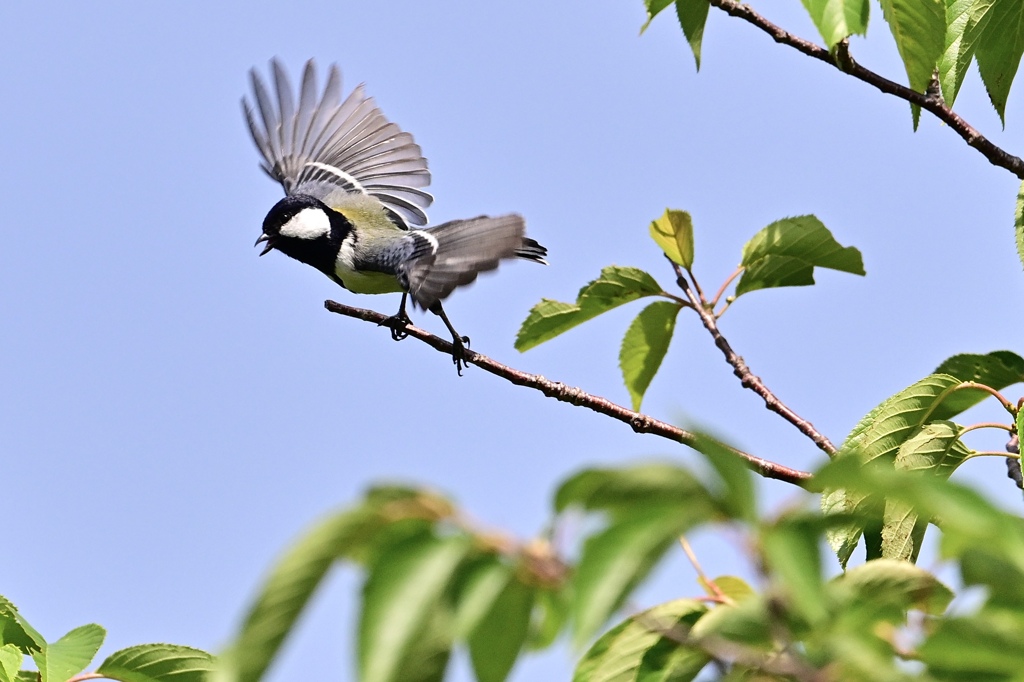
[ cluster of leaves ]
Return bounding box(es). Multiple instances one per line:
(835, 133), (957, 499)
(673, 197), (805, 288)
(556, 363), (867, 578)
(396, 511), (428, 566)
(516, 209), (864, 411)
(216, 408), (1024, 681)
(0, 596), (213, 682)
(214, 486), (566, 682)
(825, 350), (1024, 566)
(645, 0), (1024, 126)
(576, 445), (1024, 681)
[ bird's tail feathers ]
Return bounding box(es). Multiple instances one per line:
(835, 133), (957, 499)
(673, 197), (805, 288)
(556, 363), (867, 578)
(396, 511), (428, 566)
(401, 214), (542, 310)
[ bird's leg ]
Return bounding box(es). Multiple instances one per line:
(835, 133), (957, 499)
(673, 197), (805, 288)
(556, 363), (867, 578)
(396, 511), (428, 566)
(380, 293), (412, 341)
(430, 302), (471, 375)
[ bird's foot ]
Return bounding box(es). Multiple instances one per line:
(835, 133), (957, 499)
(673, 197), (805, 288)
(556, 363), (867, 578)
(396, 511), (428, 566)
(380, 312), (412, 341)
(451, 335), (471, 375)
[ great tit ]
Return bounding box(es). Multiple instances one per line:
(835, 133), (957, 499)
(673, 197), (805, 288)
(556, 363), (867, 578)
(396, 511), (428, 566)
(244, 59), (546, 373)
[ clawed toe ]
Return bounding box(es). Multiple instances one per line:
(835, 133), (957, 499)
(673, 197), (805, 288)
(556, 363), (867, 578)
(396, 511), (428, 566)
(380, 314), (411, 341)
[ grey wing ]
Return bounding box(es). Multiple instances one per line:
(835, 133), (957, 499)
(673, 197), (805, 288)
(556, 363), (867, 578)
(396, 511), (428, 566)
(399, 215), (527, 310)
(243, 58), (433, 228)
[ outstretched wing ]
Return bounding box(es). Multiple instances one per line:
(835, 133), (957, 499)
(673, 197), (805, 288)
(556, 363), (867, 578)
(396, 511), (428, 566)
(243, 59), (432, 228)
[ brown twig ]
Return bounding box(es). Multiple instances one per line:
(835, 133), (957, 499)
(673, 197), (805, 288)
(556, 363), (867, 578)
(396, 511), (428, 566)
(668, 261), (837, 456)
(707, 0), (1024, 180)
(324, 300), (812, 484)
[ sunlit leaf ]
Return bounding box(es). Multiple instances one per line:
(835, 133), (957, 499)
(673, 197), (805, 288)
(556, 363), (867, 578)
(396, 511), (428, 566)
(359, 534), (470, 682)
(704, 576), (755, 604)
(821, 374), (962, 568)
(736, 215), (864, 297)
(574, 599), (709, 682)
(0, 597), (43, 654)
(468, 578), (535, 682)
(572, 508), (698, 647)
(0, 645), (21, 682)
(881, 420), (972, 562)
(975, 0), (1024, 123)
(649, 209), (694, 268)
(97, 644), (215, 682)
(452, 558), (514, 640)
(933, 350), (1024, 415)
(389, 604), (454, 682)
(620, 301), (681, 412)
(32, 624), (105, 682)
(517, 267), (665, 351)
(939, 0), (995, 106)
(676, 0), (711, 70)
(878, 0), (945, 126)
(800, 0), (870, 47)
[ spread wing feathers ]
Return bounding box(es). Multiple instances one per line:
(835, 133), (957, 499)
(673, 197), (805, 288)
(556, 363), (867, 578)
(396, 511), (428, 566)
(243, 58), (433, 228)
(400, 215), (528, 310)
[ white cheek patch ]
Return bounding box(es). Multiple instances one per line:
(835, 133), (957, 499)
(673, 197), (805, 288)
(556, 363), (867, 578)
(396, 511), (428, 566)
(280, 207), (331, 240)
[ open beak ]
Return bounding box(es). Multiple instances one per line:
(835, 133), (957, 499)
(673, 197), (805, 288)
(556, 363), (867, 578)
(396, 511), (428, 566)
(254, 233), (275, 257)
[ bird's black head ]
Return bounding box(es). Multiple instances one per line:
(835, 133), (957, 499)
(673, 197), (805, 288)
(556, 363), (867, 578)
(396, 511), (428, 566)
(255, 194), (351, 275)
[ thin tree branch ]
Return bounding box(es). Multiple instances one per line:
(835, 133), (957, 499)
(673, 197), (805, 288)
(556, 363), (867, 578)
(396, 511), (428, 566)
(707, 0), (1024, 180)
(668, 261), (837, 456)
(324, 299), (812, 485)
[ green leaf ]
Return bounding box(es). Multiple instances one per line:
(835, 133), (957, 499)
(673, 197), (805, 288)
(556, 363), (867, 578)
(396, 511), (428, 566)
(468, 578), (535, 682)
(517, 267), (665, 352)
(761, 514), (827, 624)
(528, 588), (570, 650)
(800, 0), (870, 47)
(452, 558), (514, 640)
(0, 645), (21, 682)
(690, 432), (756, 522)
(675, 0), (711, 70)
(817, 452), (1024, 573)
(975, 0), (1024, 124)
(32, 624), (105, 682)
(97, 644), (215, 682)
(704, 576), (755, 604)
(881, 420), (972, 561)
(389, 604), (454, 682)
(736, 215), (864, 297)
(220, 505), (389, 682)
(359, 533), (470, 682)
(878, 0), (946, 124)
(689, 596), (773, 648)
(554, 463), (711, 515)
(1017, 179), (1024, 271)
(640, 0), (674, 33)
(619, 301), (682, 412)
(920, 608), (1024, 675)
(939, 0), (996, 106)
(573, 599), (709, 682)
(572, 508), (698, 647)
(649, 209), (694, 268)
(0, 598), (44, 654)
(821, 374), (962, 568)
(832, 559), (953, 621)
(933, 350), (1024, 415)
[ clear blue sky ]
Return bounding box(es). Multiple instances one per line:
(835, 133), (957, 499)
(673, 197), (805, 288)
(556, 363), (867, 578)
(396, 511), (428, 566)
(1, 2), (1021, 680)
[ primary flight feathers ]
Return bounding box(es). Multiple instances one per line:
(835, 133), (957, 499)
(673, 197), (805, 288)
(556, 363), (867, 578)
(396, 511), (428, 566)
(243, 58), (432, 228)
